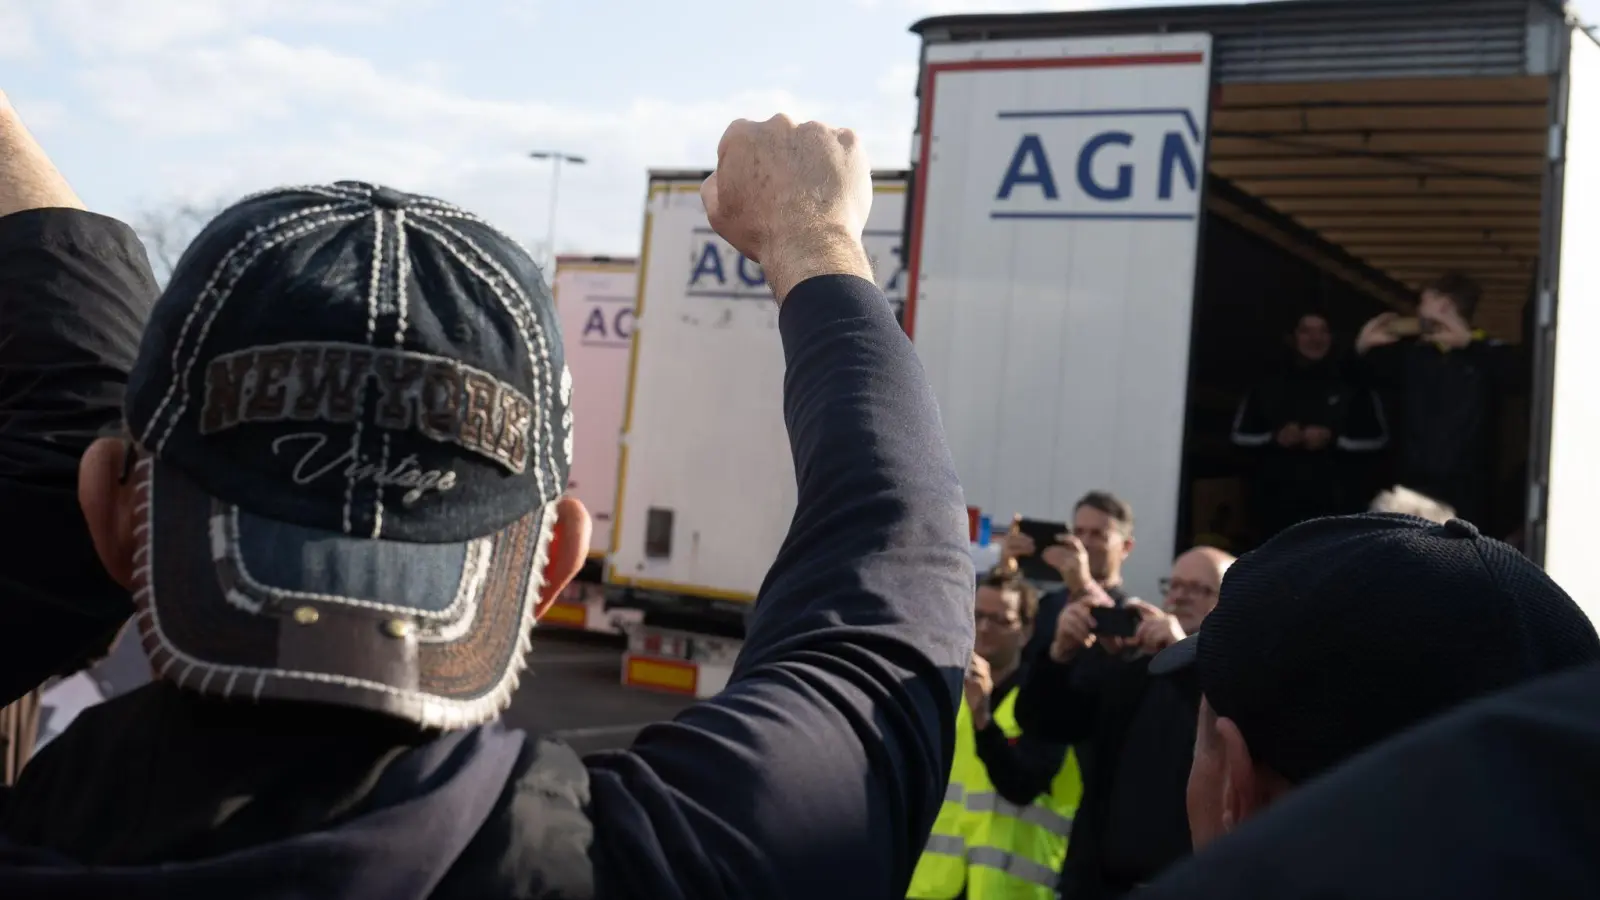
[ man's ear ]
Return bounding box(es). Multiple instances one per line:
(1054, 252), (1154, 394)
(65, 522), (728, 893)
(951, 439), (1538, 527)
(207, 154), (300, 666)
(534, 496), (592, 618)
(78, 437), (139, 590)
(1122, 535), (1136, 558)
(1215, 715), (1265, 834)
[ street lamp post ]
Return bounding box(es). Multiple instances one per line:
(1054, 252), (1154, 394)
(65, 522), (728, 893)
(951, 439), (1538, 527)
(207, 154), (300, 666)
(529, 150), (586, 276)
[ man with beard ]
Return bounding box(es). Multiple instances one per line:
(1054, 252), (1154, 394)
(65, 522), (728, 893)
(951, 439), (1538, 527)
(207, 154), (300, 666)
(1233, 311), (1387, 537)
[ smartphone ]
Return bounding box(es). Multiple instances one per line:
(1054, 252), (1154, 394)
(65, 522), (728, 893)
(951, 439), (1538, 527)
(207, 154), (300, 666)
(1387, 316), (1422, 338)
(1012, 516), (1069, 583)
(1091, 606), (1141, 639)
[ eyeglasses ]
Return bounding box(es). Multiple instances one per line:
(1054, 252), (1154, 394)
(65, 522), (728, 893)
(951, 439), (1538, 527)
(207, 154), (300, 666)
(1159, 578), (1217, 598)
(974, 610), (1021, 628)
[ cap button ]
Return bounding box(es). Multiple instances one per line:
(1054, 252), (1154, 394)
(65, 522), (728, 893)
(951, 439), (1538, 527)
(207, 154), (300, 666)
(371, 186), (409, 210)
(1443, 518), (1480, 539)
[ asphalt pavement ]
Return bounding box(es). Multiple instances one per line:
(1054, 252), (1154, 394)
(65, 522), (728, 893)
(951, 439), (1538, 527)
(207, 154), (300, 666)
(503, 629), (696, 755)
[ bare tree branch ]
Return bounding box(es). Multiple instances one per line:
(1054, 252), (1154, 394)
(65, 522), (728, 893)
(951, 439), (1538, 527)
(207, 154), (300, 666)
(130, 201), (227, 286)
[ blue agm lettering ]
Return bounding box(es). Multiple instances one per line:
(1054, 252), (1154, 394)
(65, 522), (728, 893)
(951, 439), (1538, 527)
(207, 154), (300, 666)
(690, 240), (766, 292)
(995, 127), (1200, 206)
(582, 304), (634, 342)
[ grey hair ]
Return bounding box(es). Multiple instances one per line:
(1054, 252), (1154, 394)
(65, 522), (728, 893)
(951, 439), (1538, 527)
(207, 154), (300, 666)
(1370, 485), (1455, 525)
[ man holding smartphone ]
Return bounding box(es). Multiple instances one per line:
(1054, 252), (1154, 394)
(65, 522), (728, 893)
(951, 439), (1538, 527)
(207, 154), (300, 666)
(1014, 546), (1235, 900)
(1355, 272), (1524, 529)
(997, 491), (1137, 664)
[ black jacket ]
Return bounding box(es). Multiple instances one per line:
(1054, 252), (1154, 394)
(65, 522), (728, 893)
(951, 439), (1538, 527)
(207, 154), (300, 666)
(1015, 645), (1199, 900)
(1231, 356), (1387, 456)
(1358, 336), (1524, 524)
(1232, 355), (1387, 531)
(1136, 661), (1600, 899)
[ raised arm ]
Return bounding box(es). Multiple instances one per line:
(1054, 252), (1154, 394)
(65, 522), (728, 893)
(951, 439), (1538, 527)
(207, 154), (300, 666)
(0, 92), (156, 706)
(585, 115), (974, 900)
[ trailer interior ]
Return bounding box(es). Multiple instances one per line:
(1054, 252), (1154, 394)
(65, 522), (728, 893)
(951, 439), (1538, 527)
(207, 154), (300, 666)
(1188, 72), (1545, 551)
(915, 0), (1565, 554)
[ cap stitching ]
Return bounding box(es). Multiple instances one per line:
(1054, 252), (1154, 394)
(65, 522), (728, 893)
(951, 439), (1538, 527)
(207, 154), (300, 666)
(407, 215), (553, 507)
(406, 203), (540, 263)
(373, 208), (414, 539)
(139, 203), (363, 449)
(236, 184), (366, 205)
(344, 209), (386, 536)
(150, 211), (372, 453)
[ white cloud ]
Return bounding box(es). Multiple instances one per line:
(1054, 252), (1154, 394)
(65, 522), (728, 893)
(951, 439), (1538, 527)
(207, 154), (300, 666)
(10, 98), (68, 134)
(0, 4), (38, 59)
(877, 62), (919, 97)
(856, 0), (1110, 11)
(39, 0), (431, 56)
(84, 37), (913, 257)
(859, 0), (1252, 10)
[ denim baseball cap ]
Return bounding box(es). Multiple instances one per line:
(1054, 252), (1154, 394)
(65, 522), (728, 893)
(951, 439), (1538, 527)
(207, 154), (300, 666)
(122, 181), (573, 730)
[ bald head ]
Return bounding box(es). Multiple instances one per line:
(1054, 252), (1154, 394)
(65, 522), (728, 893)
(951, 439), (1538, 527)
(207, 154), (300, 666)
(1165, 546), (1235, 634)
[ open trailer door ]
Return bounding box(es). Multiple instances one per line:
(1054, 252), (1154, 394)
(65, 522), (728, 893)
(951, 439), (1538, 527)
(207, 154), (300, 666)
(905, 33), (1213, 597)
(1536, 25), (1600, 624)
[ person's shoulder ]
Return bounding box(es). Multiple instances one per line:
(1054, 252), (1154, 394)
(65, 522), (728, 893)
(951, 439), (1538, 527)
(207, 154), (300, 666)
(435, 731), (596, 899)
(0, 206), (157, 333)
(0, 206), (146, 250)
(0, 207), (155, 458)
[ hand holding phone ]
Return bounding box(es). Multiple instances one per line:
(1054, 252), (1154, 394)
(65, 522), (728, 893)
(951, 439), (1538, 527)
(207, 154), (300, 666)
(1090, 606), (1141, 639)
(1388, 316), (1422, 338)
(1012, 516), (1069, 583)
(1051, 588), (1114, 662)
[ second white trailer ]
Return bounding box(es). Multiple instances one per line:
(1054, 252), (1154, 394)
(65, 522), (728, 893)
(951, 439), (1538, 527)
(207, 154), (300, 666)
(606, 170), (908, 695)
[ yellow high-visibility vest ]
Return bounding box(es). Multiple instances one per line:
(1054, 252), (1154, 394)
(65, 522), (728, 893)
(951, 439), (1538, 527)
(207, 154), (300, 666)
(907, 684), (1082, 900)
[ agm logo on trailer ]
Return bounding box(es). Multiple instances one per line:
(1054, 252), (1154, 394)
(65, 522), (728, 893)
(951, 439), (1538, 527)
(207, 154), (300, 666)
(579, 297), (634, 349)
(990, 107), (1204, 221)
(687, 228), (907, 303)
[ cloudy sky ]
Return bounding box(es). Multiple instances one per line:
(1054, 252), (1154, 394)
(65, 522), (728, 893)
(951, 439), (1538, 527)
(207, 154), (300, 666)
(7, 0), (1596, 264)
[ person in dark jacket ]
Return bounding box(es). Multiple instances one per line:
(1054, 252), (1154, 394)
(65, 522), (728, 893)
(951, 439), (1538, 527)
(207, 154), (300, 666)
(1014, 546), (1234, 900)
(1146, 514), (1599, 856)
(1355, 272), (1525, 527)
(1134, 660), (1600, 900)
(1232, 311), (1387, 538)
(0, 104), (975, 900)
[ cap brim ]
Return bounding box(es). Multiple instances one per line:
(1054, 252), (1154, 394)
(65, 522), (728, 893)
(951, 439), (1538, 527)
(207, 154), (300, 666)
(1148, 633), (1200, 676)
(130, 459), (549, 730)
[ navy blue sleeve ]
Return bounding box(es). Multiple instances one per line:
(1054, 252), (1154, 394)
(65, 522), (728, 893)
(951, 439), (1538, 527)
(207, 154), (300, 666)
(1136, 662), (1600, 899)
(585, 274), (975, 900)
(0, 209), (153, 706)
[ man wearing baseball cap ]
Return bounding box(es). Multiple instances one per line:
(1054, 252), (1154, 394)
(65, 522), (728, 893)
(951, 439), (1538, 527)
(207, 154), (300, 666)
(1148, 512), (1600, 849)
(0, 94), (975, 899)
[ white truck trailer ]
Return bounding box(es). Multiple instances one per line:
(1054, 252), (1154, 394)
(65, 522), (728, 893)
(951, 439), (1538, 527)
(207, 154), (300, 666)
(605, 171), (908, 696)
(546, 255), (645, 635)
(903, 0), (1600, 613)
